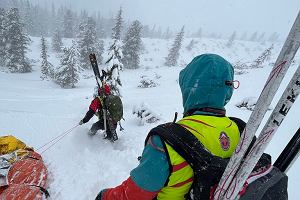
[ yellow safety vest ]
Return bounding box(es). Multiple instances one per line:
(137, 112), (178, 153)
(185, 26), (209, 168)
(157, 115), (240, 199)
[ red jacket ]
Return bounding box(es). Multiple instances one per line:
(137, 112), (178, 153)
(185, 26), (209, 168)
(89, 98), (102, 113)
(82, 98), (102, 123)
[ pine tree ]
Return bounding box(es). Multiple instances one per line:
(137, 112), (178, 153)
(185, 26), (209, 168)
(96, 39), (104, 65)
(53, 6), (64, 35)
(249, 31), (258, 42)
(122, 20), (143, 69)
(5, 8), (31, 73)
(150, 25), (156, 39)
(186, 39), (196, 51)
(105, 40), (123, 96)
(0, 8), (6, 66)
(165, 26), (185, 67)
(111, 7), (123, 40)
(250, 44), (274, 68)
(226, 31), (236, 48)
(51, 28), (63, 52)
(63, 9), (74, 38)
(96, 12), (105, 39)
(192, 28), (202, 38)
(142, 25), (150, 38)
(163, 27), (172, 39)
(268, 32), (280, 42)
(258, 32), (265, 43)
(22, 0), (34, 35)
(240, 31), (248, 41)
(103, 8), (124, 96)
(40, 36), (54, 80)
(156, 27), (162, 38)
(77, 17), (103, 69)
(55, 42), (80, 88)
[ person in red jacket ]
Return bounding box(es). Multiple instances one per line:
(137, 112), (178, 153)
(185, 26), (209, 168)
(79, 84), (118, 141)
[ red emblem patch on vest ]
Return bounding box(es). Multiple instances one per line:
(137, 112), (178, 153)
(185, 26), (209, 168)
(219, 132), (230, 151)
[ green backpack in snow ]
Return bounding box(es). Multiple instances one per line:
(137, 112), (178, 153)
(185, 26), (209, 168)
(104, 94), (123, 123)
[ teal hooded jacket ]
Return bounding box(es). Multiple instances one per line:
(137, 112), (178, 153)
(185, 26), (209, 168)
(179, 54), (234, 115)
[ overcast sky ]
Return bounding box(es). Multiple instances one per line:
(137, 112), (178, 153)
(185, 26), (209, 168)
(34, 0), (299, 37)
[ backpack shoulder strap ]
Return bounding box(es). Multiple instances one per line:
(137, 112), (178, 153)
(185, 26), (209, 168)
(229, 117), (246, 135)
(148, 123), (215, 169)
(147, 122), (228, 200)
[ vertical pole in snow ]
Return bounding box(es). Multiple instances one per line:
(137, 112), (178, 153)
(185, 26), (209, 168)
(214, 11), (300, 200)
(274, 128), (300, 173)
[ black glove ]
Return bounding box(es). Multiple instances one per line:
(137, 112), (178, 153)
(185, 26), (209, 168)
(95, 189), (107, 200)
(79, 120), (84, 125)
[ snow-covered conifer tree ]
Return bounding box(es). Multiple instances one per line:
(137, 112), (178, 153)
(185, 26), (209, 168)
(103, 8), (124, 96)
(104, 40), (123, 96)
(96, 39), (104, 64)
(5, 8), (31, 73)
(240, 31), (248, 41)
(195, 28), (202, 39)
(250, 44), (274, 68)
(0, 8), (6, 66)
(22, 0), (34, 35)
(226, 31), (236, 48)
(142, 25), (150, 38)
(52, 28), (63, 52)
(55, 42), (79, 88)
(122, 20), (143, 69)
(40, 36), (54, 80)
(163, 27), (172, 40)
(63, 9), (74, 38)
(268, 32), (280, 43)
(77, 17), (104, 69)
(111, 7), (123, 40)
(249, 31), (258, 42)
(165, 26), (185, 67)
(95, 12), (105, 39)
(186, 39), (196, 51)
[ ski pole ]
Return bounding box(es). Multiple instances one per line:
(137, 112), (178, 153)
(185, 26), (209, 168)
(214, 11), (300, 200)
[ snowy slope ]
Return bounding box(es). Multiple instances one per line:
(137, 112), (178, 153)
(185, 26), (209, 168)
(0, 37), (299, 199)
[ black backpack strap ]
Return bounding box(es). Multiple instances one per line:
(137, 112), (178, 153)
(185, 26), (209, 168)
(148, 122), (228, 200)
(229, 117), (246, 135)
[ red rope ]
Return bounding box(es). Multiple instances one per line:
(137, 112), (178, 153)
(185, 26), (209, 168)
(37, 124), (79, 154)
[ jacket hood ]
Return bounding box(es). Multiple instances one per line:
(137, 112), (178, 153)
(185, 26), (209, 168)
(179, 54), (234, 114)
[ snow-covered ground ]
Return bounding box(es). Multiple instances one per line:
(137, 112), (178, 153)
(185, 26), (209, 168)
(0, 37), (299, 199)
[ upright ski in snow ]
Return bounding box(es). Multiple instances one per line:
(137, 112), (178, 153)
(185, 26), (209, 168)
(89, 53), (101, 88)
(274, 127), (300, 173)
(214, 11), (300, 200)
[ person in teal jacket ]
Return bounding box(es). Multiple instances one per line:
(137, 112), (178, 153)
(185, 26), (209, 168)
(96, 54), (241, 200)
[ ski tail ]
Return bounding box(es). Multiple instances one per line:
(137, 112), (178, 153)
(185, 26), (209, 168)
(89, 53), (101, 79)
(214, 11), (300, 200)
(89, 53), (102, 88)
(274, 128), (300, 173)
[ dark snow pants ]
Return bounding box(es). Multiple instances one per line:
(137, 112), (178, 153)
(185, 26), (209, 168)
(90, 119), (118, 141)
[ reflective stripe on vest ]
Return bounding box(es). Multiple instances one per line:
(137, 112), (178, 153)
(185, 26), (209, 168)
(157, 115), (240, 200)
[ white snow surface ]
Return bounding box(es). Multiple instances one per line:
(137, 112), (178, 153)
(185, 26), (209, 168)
(0, 37), (299, 199)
